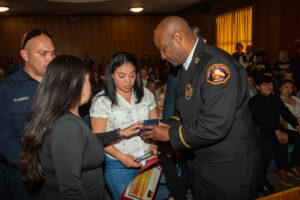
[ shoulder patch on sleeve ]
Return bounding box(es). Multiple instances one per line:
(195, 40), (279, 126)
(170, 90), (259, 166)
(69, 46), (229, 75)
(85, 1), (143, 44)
(206, 64), (230, 84)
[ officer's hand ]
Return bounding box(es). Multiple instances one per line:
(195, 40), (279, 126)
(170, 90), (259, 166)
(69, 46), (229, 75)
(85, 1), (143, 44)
(275, 130), (288, 144)
(141, 125), (170, 141)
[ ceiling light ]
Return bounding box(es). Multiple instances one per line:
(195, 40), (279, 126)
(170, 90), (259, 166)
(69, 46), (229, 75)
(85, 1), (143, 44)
(0, 6), (9, 12)
(129, 7), (144, 13)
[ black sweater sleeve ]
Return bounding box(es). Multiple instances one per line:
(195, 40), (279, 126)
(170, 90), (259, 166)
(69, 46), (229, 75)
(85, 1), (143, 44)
(94, 130), (120, 146)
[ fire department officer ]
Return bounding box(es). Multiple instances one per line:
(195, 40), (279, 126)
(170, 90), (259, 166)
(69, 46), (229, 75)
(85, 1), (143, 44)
(142, 16), (260, 200)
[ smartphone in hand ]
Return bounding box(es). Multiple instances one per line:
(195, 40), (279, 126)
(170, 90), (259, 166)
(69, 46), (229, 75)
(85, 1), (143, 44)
(135, 150), (154, 163)
(140, 119), (159, 133)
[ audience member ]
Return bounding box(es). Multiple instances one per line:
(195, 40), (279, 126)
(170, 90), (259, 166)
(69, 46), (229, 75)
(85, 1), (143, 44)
(282, 70), (294, 81)
(239, 45), (256, 70)
(89, 52), (158, 200)
(146, 81), (156, 94)
(83, 52), (95, 71)
(250, 75), (300, 188)
(232, 42), (244, 61)
(279, 79), (300, 130)
(190, 25), (207, 43)
(140, 68), (148, 86)
(273, 50), (290, 81)
(98, 56), (107, 75)
(140, 49), (152, 69)
(20, 55), (143, 200)
(3, 56), (19, 77)
(251, 51), (272, 80)
(154, 87), (165, 120)
(0, 29), (55, 200)
(248, 73), (257, 97)
(290, 44), (300, 91)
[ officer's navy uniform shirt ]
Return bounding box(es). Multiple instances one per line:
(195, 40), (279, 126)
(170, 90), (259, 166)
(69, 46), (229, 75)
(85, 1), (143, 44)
(0, 67), (39, 167)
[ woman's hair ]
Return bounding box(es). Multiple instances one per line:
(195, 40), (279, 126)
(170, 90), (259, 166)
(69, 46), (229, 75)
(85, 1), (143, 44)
(20, 55), (89, 189)
(101, 52), (144, 106)
(154, 87), (165, 102)
(278, 79), (295, 96)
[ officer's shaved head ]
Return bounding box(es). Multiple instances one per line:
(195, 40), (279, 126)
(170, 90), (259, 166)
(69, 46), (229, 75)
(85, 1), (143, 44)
(153, 16), (196, 66)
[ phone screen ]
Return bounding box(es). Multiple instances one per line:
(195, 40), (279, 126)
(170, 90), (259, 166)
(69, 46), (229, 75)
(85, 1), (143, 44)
(140, 119), (159, 133)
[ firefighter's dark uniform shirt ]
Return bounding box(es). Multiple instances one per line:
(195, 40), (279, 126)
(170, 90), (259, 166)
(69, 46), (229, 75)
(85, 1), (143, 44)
(249, 93), (298, 139)
(167, 40), (258, 164)
(0, 67), (39, 167)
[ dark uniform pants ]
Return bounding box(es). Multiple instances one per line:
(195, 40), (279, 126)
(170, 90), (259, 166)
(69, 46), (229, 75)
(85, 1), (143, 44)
(193, 144), (260, 200)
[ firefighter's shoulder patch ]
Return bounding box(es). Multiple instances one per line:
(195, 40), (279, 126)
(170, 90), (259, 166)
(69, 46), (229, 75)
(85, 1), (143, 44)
(206, 64), (230, 85)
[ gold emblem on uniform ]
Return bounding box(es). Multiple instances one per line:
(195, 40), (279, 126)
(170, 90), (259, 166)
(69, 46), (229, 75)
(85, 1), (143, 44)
(194, 57), (199, 64)
(185, 84), (193, 100)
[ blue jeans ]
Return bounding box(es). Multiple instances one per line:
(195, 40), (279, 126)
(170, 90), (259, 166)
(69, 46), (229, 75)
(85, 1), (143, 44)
(104, 156), (139, 200)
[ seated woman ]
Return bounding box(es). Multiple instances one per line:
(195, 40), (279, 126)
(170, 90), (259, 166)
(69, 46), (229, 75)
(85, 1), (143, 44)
(90, 52), (158, 200)
(20, 55), (143, 200)
(279, 80), (300, 130)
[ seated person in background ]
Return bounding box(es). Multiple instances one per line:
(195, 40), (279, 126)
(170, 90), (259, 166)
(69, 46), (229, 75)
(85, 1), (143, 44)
(146, 81), (156, 94)
(154, 87), (165, 120)
(249, 75), (300, 187)
(3, 56), (19, 77)
(282, 70), (294, 81)
(239, 45), (256, 70)
(279, 80), (300, 130)
(273, 50), (290, 81)
(251, 51), (272, 80)
(248, 73), (257, 97)
(232, 42), (244, 61)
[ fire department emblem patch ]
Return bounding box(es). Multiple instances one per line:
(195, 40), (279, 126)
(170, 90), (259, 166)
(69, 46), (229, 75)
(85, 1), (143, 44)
(185, 84), (193, 100)
(206, 64), (230, 84)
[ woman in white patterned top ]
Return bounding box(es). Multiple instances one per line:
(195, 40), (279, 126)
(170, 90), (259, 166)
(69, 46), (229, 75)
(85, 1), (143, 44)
(90, 52), (158, 200)
(279, 79), (300, 130)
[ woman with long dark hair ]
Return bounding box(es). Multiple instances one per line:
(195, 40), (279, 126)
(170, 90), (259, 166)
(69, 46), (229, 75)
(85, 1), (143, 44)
(20, 55), (142, 200)
(90, 52), (158, 200)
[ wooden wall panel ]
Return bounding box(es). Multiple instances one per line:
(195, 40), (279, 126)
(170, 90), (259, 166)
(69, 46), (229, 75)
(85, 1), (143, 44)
(0, 15), (165, 68)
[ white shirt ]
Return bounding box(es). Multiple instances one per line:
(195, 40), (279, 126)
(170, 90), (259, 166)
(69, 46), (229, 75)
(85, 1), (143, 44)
(183, 39), (199, 70)
(283, 96), (300, 130)
(90, 88), (156, 159)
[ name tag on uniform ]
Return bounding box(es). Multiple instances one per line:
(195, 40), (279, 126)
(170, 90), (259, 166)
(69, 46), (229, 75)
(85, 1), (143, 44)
(14, 96), (29, 102)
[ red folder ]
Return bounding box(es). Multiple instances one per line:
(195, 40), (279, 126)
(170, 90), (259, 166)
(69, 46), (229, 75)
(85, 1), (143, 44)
(121, 158), (163, 200)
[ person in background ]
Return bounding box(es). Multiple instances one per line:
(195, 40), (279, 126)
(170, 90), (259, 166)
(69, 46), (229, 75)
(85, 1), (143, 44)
(232, 42), (244, 61)
(154, 87), (165, 120)
(146, 81), (156, 94)
(0, 29), (55, 200)
(140, 49), (152, 69)
(20, 55), (143, 200)
(250, 75), (300, 188)
(140, 68), (148, 86)
(83, 52), (95, 71)
(239, 45), (256, 71)
(279, 80), (300, 130)
(274, 50), (291, 86)
(251, 51), (272, 80)
(98, 56), (107, 75)
(291, 44), (300, 91)
(282, 70), (294, 81)
(89, 52), (158, 200)
(248, 73), (257, 97)
(3, 56), (19, 77)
